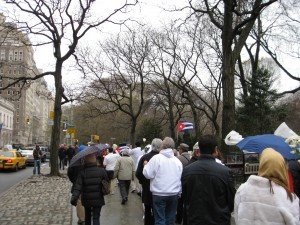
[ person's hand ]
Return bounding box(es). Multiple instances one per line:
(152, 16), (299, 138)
(70, 197), (77, 206)
(143, 160), (148, 166)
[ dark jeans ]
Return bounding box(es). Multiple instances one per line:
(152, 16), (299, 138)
(106, 170), (114, 180)
(84, 206), (102, 225)
(33, 159), (41, 174)
(144, 204), (155, 225)
(152, 195), (178, 225)
(118, 180), (131, 200)
(59, 158), (65, 170)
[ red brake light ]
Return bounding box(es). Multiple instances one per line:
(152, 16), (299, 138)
(7, 159), (13, 163)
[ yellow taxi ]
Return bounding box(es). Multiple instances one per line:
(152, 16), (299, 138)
(0, 150), (27, 171)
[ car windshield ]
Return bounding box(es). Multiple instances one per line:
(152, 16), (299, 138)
(19, 150), (33, 153)
(0, 151), (14, 157)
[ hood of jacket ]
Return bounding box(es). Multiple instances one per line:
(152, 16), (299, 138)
(160, 148), (175, 158)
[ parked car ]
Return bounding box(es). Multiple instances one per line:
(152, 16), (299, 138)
(0, 150), (27, 171)
(24, 146), (47, 162)
(19, 149), (34, 165)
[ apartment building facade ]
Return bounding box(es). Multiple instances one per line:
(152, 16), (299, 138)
(0, 13), (53, 146)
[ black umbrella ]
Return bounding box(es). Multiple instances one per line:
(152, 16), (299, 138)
(69, 144), (108, 167)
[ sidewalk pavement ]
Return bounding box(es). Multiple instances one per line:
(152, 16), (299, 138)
(0, 164), (72, 225)
(0, 163), (235, 225)
(0, 163), (144, 225)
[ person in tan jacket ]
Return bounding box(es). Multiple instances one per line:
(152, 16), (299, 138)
(114, 149), (135, 204)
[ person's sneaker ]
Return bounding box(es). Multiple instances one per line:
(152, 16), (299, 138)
(121, 198), (126, 204)
(137, 192), (141, 197)
(77, 220), (85, 225)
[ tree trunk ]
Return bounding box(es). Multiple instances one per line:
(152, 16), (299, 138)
(221, 1), (235, 155)
(50, 62), (63, 176)
(130, 117), (137, 145)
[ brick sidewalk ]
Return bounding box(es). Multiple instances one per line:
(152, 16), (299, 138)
(0, 165), (72, 225)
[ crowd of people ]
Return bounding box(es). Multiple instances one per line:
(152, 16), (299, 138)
(66, 135), (300, 225)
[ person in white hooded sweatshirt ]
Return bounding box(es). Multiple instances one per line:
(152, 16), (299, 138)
(143, 137), (183, 225)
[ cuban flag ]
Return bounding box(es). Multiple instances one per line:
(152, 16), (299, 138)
(116, 146), (130, 153)
(177, 121), (194, 132)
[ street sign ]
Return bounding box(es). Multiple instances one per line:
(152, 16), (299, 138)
(49, 111), (54, 119)
(67, 128), (76, 134)
(48, 120), (54, 126)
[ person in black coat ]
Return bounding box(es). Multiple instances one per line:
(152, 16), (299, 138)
(71, 152), (109, 225)
(136, 138), (162, 225)
(67, 164), (85, 225)
(181, 135), (236, 225)
(58, 144), (66, 170)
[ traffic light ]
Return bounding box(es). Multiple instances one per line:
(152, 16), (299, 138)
(26, 118), (30, 124)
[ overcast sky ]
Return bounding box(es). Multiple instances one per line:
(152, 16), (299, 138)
(1, 0), (298, 93)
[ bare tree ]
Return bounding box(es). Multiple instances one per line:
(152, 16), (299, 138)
(251, 1), (300, 94)
(3, 0), (137, 176)
(77, 27), (151, 145)
(149, 19), (223, 141)
(184, 0), (278, 153)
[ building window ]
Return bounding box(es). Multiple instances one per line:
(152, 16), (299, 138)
(14, 50), (18, 61)
(19, 50), (23, 61)
(9, 50), (13, 61)
(0, 50), (5, 61)
(7, 90), (10, 95)
(16, 117), (19, 123)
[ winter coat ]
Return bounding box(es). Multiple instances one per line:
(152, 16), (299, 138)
(114, 155), (135, 181)
(71, 162), (108, 207)
(136, 151), (159, 204)
(177, 152), (191, 167)
(234, 175), (300, 225)
(182, 154), (236, 225)
(143, 148), (183, 196)
(67, 165), (83, 193)
(58, 147), (66, 159)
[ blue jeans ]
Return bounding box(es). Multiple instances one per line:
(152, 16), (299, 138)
(33, 159), (41, 174)
(152, 195), (178, 225)
(84, 206), (102, 225)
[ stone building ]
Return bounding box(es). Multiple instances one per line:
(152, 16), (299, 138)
(0, 13), (53, 146)
(0, 97), (14, 147)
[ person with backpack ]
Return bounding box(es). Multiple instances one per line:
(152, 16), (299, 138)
(33, 145), (43, 175)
